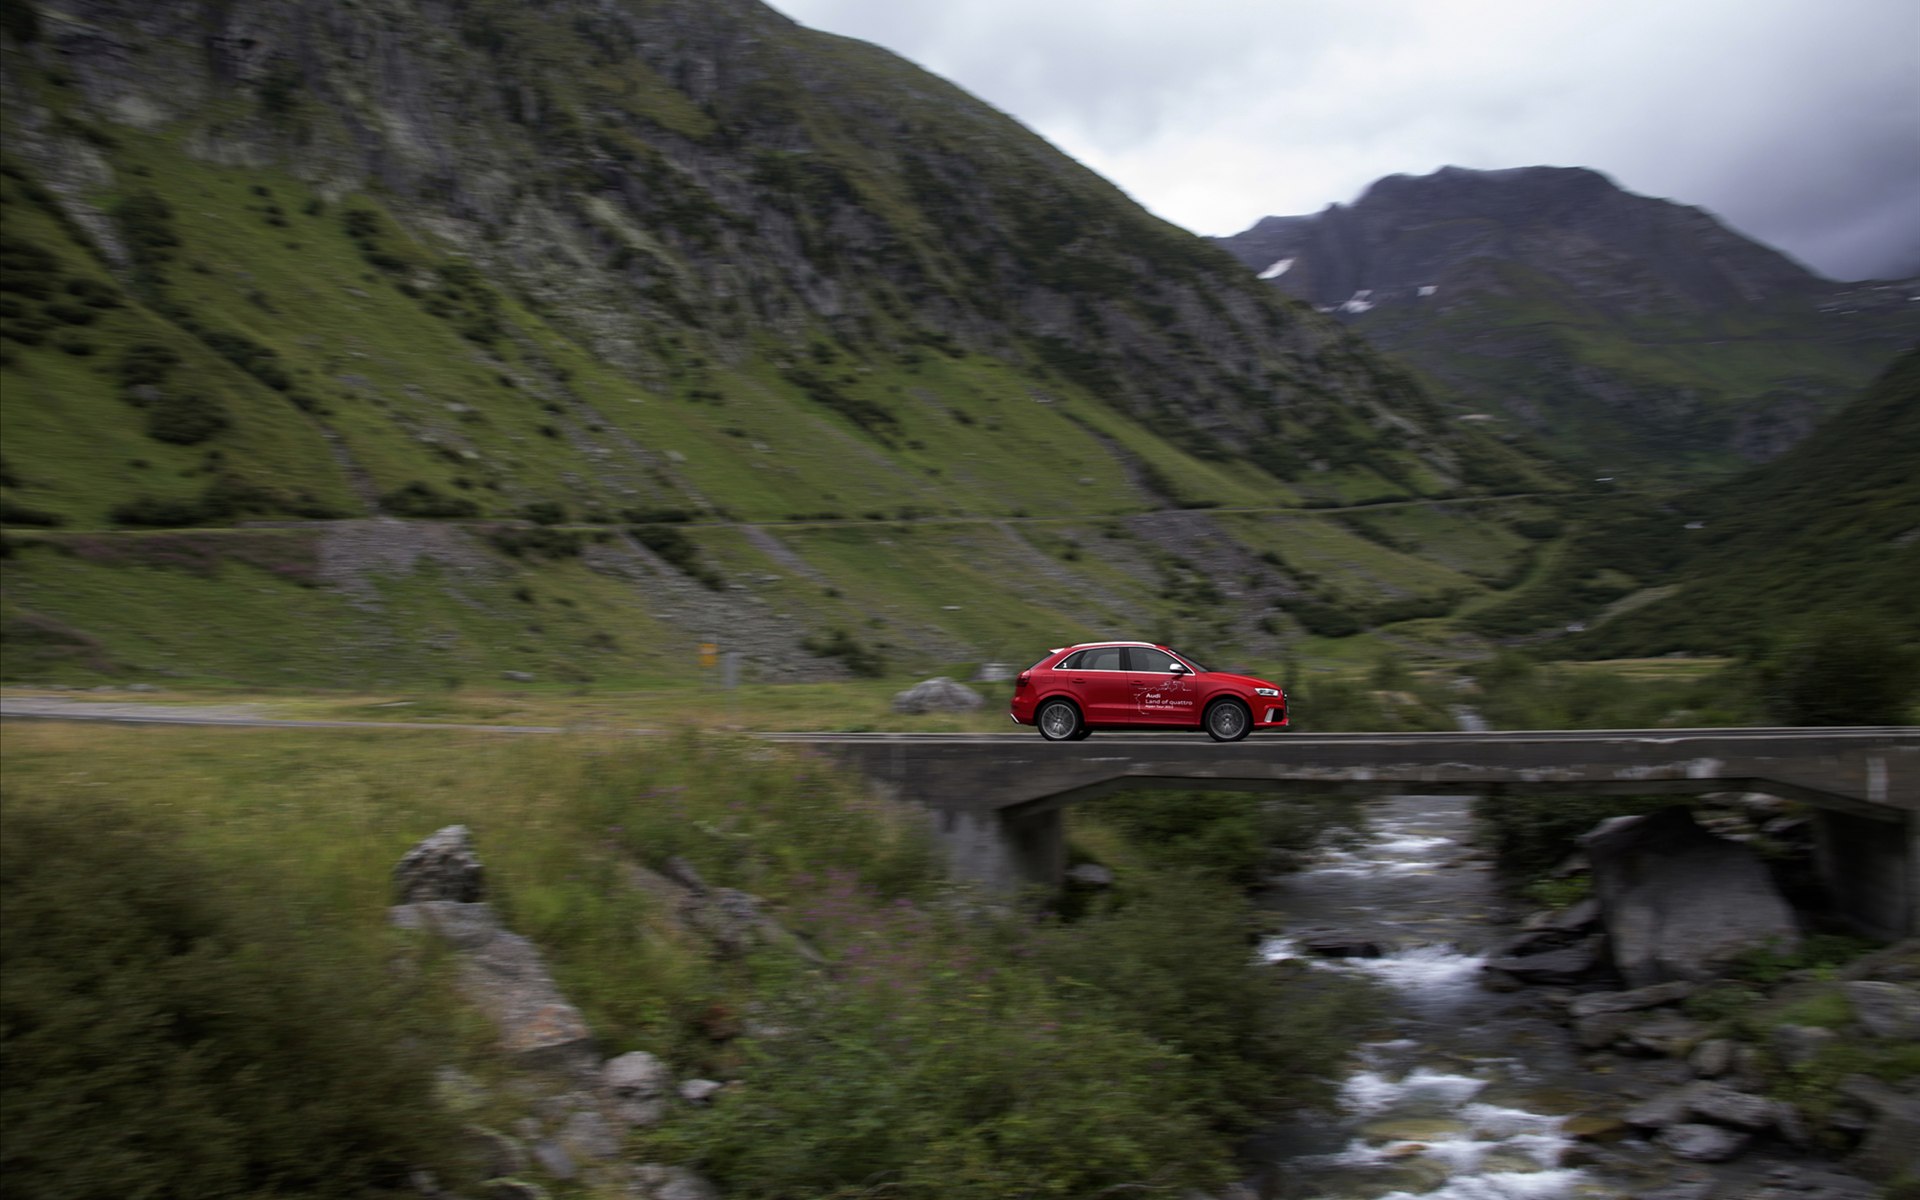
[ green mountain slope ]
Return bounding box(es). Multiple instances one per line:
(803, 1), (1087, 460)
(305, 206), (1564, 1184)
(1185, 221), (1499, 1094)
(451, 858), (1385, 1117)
(1453, 348), (1920, 655)
(1575, 346), (1920, 657)
(1, 0), (1565, 687)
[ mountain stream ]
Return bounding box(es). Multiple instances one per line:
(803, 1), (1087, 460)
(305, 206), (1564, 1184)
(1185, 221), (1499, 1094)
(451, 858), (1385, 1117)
(1247, 793), (1665, 1200)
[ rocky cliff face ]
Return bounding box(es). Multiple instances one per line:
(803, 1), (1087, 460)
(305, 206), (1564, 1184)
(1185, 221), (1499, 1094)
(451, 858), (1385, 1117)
(1217, 166), (1918, 478)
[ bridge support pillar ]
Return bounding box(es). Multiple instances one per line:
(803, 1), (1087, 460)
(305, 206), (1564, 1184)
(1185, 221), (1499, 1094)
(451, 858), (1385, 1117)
(1812, 809), (1920, 940)
(930, 806), (1065, 896)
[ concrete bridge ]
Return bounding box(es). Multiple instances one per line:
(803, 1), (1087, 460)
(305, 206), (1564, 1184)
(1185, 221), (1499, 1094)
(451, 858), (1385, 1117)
(4, 700), (1915, 935)
(782, 727), (1920, 939)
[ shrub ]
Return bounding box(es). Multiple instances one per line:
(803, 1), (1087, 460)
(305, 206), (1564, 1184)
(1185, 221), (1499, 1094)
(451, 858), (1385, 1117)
(1083, 789), (1280, 886)
(630, 524), (724, 590)
(1472, 791), (1674, 885)
(1290, 600), (1362, 639)
(659, 962), (1228, 1199)
(486, 525), (581, 560)
(144, 391), (230, 445)
(380, 482), (479, 519)
(519, 500), (566, 526)
(0, 792), (459, 1198)
(0, 496), (64, 527)
(118, 342), (180, 387)
(1033, 870), (1374, 1123)
(802, 628), (884, 677)
(1763, 613), (1920, 725)
(108, 476), (317, 527)
(197, 329), (291, 391)
(111, 190), (178, 296)
(620, 505), (696, 524)
(650, 869), (1230, 1199)
(651, 864), (1372, 1198)
(109, 494), (208, 527)
(781, 364), (900, 444)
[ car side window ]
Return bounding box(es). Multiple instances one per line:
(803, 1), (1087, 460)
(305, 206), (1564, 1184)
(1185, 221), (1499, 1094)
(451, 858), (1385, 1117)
(1128, 647), (1182, 673)
(1057, 650), (1087, 669)
(1083, 646), (1124, 671)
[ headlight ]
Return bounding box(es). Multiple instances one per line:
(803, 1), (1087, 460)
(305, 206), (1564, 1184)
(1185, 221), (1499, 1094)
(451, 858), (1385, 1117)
(1254, 687), (1279, 697)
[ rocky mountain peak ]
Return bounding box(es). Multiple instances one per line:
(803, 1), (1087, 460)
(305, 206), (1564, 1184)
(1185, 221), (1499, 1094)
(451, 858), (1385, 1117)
(1212, 165), (1917, 476)
(1220, 164), (1821, 315)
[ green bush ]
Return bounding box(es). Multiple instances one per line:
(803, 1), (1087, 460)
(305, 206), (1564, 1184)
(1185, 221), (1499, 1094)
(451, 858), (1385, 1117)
(486, 525), (581, 559)
(107, 475), (326, 527)
(111, 190), (179, 296)
(630, 524), (724, 590)
(0, 496), (63, 526)
(1472, 792), (1674, 884)
(658, 959), (1227, 1199)
(0, 792), (459, 1198)
(650, 867), (1373, 1198)
(118, 342), (181, 387)
(380, 481), (479, 519)
(143, 390), (231, 445)
(1032, 870), (1375, 1123)
(197, 328), (291, 391)
(1083, 789), (1276, 886)
(801, 628), (884, 677)
(1763, 613), (1920, 725)
(1290, 600), (1362, 638)
(109, 494), (210, 528)
(519, 500), (567, 526)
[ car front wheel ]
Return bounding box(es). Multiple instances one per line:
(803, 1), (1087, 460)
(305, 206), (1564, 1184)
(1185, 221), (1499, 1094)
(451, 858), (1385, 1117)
(1037, 699), (1083, 741)
(1204, 698), (1251, 743)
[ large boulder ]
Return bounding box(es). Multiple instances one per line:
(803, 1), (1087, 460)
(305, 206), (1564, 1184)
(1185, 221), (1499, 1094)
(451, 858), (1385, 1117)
(394, 824), (486, 903)
(890, 677), (983, 714)
(1839, 1075), (1920, 1183)
(391, 828), (595, 1074)
(1566, 980), (1695, 1019)
(1658, 1122), (1749, 1162)
(632, 1164), (722, 1200)
(604, 1051), (672, 1128)
(1484, 935), (1605, 984)
(1579, 806), (1799, 987)
(461, 930), (597, 1072)
(1844, 980), (1920, 1040)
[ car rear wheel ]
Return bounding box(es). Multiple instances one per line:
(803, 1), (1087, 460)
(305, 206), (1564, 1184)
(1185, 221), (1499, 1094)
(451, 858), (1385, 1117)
(1204, 698), (1251, 743)
(1037, 699), (1083, 741)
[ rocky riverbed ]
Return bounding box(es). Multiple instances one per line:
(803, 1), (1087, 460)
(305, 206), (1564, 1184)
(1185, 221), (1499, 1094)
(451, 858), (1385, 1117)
(1244, 794), (1917, 1200)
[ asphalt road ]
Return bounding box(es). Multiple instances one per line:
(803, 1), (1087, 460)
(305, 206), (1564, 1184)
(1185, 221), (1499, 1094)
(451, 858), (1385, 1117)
(2, 695), (1909, 746)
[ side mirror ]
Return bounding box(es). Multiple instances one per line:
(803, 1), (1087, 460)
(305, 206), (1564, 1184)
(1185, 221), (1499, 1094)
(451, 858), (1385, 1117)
(1169, 662), (1191, 675)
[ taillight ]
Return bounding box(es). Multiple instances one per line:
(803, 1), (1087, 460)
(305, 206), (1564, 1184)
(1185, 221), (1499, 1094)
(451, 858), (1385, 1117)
(1014, 672), (1031, 689)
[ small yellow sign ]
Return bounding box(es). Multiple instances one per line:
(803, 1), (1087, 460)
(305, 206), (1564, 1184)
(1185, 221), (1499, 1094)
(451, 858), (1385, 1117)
(699, 642), (719, 668)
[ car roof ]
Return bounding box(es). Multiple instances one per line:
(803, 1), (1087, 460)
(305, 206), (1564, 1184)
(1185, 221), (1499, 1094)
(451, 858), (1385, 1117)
(1055, 641), (1168, 653)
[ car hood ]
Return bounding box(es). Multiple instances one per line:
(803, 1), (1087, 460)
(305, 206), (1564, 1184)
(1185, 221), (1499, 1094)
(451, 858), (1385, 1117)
(1206, 672), (1283, 692)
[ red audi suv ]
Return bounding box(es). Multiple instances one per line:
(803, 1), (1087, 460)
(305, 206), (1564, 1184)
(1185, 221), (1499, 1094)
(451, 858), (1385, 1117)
(1008, 641), (1289, 742)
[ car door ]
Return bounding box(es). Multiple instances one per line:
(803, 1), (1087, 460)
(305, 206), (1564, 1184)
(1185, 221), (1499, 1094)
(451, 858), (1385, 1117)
(1122, 646), (1200, 726)
(1062, 645), (1129, 723)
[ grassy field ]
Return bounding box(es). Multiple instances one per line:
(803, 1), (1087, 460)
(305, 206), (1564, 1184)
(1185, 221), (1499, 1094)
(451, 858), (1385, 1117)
(0, 718), (1375, 1199)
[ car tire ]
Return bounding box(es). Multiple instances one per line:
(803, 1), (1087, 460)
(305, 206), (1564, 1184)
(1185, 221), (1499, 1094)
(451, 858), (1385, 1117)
(1036, 699), (1083, 742)
(1204, 698), (1251, 743)
(1068, 726), (1093, 741)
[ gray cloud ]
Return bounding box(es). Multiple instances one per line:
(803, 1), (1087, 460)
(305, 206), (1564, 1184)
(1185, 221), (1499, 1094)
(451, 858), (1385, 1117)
(771, 0), (1920, 280)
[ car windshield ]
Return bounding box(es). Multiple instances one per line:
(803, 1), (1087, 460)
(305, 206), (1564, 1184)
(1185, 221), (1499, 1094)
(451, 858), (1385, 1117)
(1167, 648), (1206, 673)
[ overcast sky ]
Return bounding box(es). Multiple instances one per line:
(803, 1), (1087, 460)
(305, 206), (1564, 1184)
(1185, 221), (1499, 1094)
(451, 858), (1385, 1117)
(767, 0), (1920, 281)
